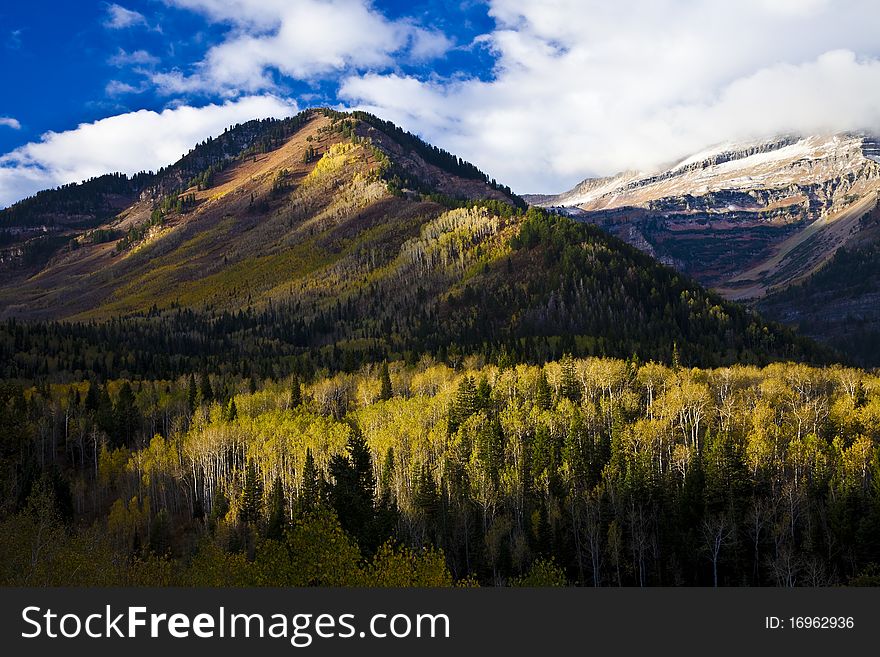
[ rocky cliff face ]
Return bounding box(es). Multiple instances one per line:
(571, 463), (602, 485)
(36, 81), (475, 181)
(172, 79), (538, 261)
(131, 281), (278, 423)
(526, 133), (880, 298)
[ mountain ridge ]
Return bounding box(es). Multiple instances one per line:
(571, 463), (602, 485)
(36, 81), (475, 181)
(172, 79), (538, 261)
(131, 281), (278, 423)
(526, 132), (880, 299)
(0, 109), (827, 378)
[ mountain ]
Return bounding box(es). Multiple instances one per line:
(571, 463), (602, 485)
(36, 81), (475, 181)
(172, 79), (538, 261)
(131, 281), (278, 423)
(756, 201), (880, 364)
(0, 113), (521, 319)
(526, 133), (880, 363)
(0, 115), (315, 274)
(0, 109), (825, 381)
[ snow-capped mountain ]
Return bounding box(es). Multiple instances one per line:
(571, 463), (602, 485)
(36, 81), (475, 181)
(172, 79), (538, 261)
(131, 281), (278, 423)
(526, 133), (880, 300)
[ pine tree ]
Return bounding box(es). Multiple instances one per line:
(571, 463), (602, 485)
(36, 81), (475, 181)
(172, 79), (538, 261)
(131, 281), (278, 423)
(225, 398), (238, 422)
(448, 376), (479, 433)
(299, 448), (320, 513)
(560, 354), (580, 402)
(414, 463), (439, 528)
(536, 370), (553, 410)
(290, 373), (302, 408)
(84, 381), (99, 413)
(328, 431), (380, 554)
(96, 384), (115, 435)
(199, 372), (214, 404)
(239, 461), (264, 524)
(379, 362), (393, 401)
(113, 382), (138, 447)
(210, 489), (229, 525)
(187, 373), (198, 414)
(149, 509), (172, 556)
(266, 476), (286, 539)
(378, 447), (395, 504)
(476, 375), (492, 411)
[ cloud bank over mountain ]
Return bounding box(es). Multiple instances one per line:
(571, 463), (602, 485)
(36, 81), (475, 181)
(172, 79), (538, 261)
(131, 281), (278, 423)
(341, 0), (880, 193)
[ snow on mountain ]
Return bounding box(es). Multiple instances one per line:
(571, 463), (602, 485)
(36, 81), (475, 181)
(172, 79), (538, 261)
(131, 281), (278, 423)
(525, 132), (880, 302)
(530, 133), (880, 212)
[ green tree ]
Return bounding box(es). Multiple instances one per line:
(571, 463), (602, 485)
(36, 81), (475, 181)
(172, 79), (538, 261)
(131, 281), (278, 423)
(187, 374), (198, 414)
(379, 362), (393, 401)
(266, 476), (286, 540)
(224, 398), (238, 422)
(199, 372), (214, 404)
(328, 431), (381, 554)
(113, 382), (138, 447)
(536, 371), (552, 410)
(560, 354), (580, 402)
(239, 461), (264, 525)
(299, 448), (320, 513)
(149, 509), (172, 557)
(290, 373), (302, 408)
(449, 376), (479, 434)
(96, 384), (115, 436)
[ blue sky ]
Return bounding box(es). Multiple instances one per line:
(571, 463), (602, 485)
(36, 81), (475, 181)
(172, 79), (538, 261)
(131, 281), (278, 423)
(0, 1), (493, 154)
(3, 1), (880, 207)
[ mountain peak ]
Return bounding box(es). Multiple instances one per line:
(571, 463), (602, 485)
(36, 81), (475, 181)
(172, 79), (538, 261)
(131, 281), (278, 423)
(0, 108), (524, 320)
(528, 132), (880, 212)
(525, 131), (880, 306)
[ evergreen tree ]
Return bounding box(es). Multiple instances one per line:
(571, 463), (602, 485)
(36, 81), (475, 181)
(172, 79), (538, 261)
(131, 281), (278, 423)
(475, 375), (492, 411)
(378, 447), (395, 504)
(210, 489), (230, 526)
(299, 448), (320, 513)
(379, 362), (393, 401)
(95, 384), (115, 436)
(239, 461), (264, 524)
(225, 398), (238, 422)
(266, 476), (286, 539)
(187, 373), (198, 414)
(113, 382), (138, 447)
(536, 370), (553, 410)
(84, 381), (99, 413)
(199, 372), (214, 404)
(560, 354), (580, 402)
(414, 463), (439, 545)
(328, 431), (381, 554)
(149, 509), (172, 556)
(290, 373), (302, 408)
(448, 376), (479, 434)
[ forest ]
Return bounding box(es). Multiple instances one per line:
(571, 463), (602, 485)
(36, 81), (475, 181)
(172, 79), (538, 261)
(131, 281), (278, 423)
(2, 355), (879, 587)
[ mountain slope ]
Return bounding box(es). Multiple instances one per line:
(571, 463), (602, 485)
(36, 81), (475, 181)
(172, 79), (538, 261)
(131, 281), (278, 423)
(526, 133), (880, 299)
(0, 110), (514, 319)
(0, 115), (314, 276)
(757, 202), (880, 365)
(0, 110), (827, 381)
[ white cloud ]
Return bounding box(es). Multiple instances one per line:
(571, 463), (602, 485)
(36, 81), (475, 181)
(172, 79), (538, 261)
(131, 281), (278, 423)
(155, 0), (451, 93)
(0, 95), (296, 208)
(105, 80), (146, 96)
(408, 27), (454, 62)
(104, 3), (148, 29)
(0, 117), (21, 130)
(339, 0), (880, 193)
(108, 48), (160, 67)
